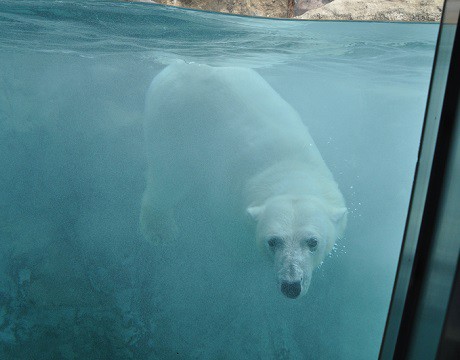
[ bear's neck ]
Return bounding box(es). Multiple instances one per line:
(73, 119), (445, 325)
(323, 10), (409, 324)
(244, 159), (332, 208)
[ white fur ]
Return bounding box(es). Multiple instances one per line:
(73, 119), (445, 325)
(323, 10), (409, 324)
(141, 62), (346, 298)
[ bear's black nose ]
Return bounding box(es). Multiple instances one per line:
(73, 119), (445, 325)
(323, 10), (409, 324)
(281, 281), (301, 299)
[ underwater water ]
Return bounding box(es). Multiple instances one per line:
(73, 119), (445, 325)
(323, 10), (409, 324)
(0, 0), (439, 359)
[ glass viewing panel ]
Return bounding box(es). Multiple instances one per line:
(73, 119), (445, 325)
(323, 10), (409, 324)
(0, 0), (442, 359)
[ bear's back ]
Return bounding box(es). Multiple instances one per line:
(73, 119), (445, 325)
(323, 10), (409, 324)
(144, 62), (322, 186)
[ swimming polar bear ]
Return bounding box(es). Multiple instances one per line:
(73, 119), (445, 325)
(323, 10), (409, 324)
(140, 62), (347, 299)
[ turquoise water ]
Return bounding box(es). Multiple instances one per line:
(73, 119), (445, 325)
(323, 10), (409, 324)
(0, 1), (439, 359)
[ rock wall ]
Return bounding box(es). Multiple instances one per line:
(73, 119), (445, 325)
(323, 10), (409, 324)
(297, 0), (444, 22)
(150, 0), (292, 18)
(295, 0), (333, 15)
(137, 0), (444, 21)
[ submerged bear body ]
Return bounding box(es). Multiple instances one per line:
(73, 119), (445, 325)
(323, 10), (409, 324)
(141, 62), (346, 298)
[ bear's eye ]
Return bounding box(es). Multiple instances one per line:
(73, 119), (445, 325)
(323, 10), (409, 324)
(267, 236), (283, 251)
(303, 237), (318, 251)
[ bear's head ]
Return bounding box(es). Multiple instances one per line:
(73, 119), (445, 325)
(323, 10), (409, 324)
(247, 195), (347, 299)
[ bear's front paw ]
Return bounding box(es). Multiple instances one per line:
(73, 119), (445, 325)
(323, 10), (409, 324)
(140, 205), (179, 244)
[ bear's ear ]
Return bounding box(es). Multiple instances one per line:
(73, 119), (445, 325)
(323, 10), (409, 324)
(246, 205), (265, 221)
(330, 207), (347, 223)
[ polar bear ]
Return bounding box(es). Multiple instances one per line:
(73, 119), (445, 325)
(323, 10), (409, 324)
(140, 62), (347, 299)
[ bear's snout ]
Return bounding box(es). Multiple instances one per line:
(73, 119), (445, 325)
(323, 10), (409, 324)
(281, 280), (302, 299)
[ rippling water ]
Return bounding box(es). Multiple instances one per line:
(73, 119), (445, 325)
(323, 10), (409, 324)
(0, 1), (439, 359)
(1, 0), (437, 67)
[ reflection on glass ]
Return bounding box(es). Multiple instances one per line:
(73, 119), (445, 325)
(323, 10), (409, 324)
(0, 1), (439, 358)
